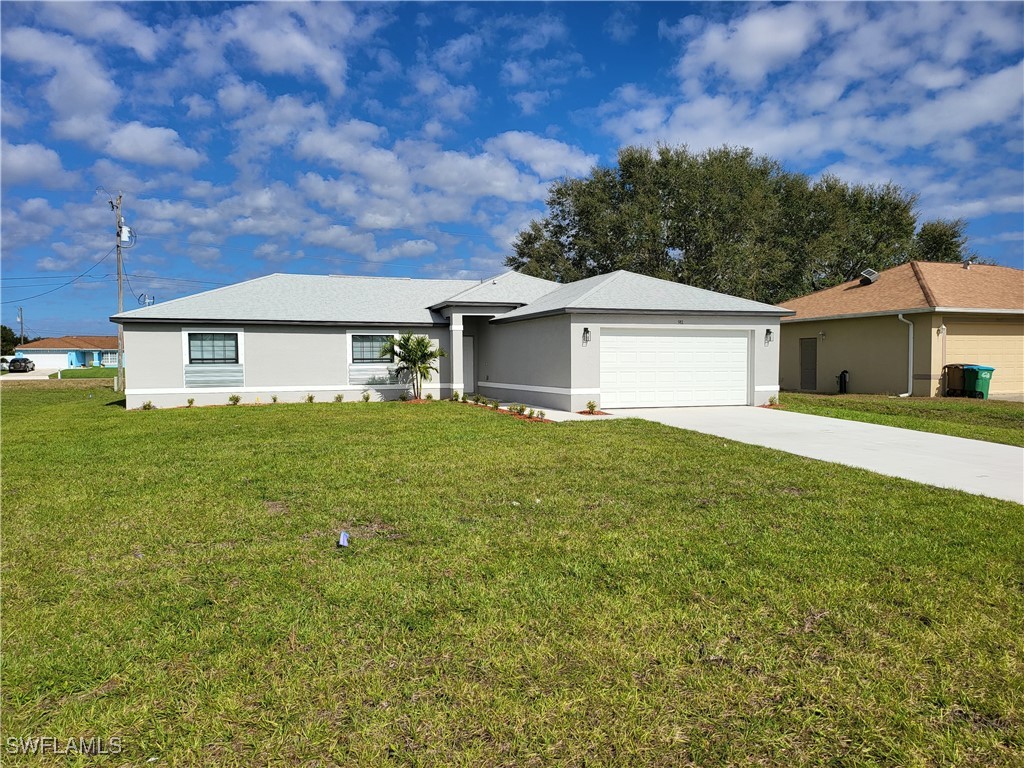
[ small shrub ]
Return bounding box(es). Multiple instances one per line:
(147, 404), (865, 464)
(425, 393), (433, 400)
(451, 391), (460, 401)
(362, 391), (371, 403)
(271, 395), (278, 403)
(768, 394), (779, 406)
(334, 393), (345, 403)
(305, 394), (315, 403)
(586, 400), (597, 414)
(537, 410), (546, 420)
(398, 392), (409, 402)
(490, 400), (500, 410)
(472, 394), (483, 404)
(187, 398), (194, 408)
(141, 401), (155, 410)
(461, 393), (468, 402)
(228, 394), (241, 406)
(527, 408), (535, 418)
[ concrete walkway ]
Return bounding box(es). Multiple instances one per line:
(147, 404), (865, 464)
(605, 406), (1024, 505)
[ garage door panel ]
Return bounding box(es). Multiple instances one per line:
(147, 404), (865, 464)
(601, 329), (750, 408)
(946, 320), (1024, 394)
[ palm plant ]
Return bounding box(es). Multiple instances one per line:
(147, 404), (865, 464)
(381, 332), (446, 400)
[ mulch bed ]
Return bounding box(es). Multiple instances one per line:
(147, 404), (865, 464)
(576, 409), (611, 416)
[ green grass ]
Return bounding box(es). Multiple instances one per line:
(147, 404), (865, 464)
(48, 367), (118, 379)
(2, 386), (1022, 766)
(780, 392), (1024, 447)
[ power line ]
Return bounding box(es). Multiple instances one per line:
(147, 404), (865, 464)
(1, 247), (115, 304)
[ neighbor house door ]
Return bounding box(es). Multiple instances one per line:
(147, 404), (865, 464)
(799, 338), (817, 390)
(463, 336), (475, 394)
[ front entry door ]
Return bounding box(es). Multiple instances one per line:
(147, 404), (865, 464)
(463, 336), (475, 394)
(799, 338), (817, 391)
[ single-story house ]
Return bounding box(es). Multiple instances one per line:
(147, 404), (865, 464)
(13, 335), (119, 370)
(111, 269), (791, 411)
(778, 261), (1024, 397)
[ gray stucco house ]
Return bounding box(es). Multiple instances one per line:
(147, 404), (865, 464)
(111, 269), (790, 411)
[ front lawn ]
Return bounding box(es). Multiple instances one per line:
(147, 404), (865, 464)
(781, 392), (1024, 447)
(49, 367), (118, 379)
(2, 386), (1022, 766)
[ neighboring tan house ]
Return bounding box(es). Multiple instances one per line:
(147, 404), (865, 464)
(13, 335), (119, 370)
(110, 270), (791, 410)
(778, 262), (1024, 397)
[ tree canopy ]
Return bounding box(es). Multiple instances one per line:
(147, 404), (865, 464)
(505, 145), (975, 304)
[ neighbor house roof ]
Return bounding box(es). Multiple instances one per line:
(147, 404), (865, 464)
(780, 262), (1024, 322)
(16, 335), (118, 350)
(430, 270), (558, 308)
(492, 270), (792, 323)
(112, 273), (481, 325)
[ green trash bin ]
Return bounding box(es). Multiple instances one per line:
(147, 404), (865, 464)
(962, 365), (995, 399)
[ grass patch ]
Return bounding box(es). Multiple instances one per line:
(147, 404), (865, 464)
(48, 367), (118, 379)
(2, 387), (1022, 766)
(780, 392), (1024, 447)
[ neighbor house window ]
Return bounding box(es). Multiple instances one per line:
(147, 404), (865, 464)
(352, 334), (394, 364)
(101, 351), (117, 366)
(188, 332), (238, 364)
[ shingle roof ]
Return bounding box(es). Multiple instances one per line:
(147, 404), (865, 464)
(16, 335), (118, 350)
(431, 271), (558, 308)
(779, 262), (1024, 322)
(113, 273), (480, 325)
(493, 270), (791, 323)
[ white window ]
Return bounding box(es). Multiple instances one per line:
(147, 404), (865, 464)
(101, 351), (117, 365)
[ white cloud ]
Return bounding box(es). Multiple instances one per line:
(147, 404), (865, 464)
(510, 90), (552, 116)
(434, 33), (484, 77)
(410, 68), (478, 120)
(37, 3), (165, 61)
(678, 3), (823, 87)
(1, 27), (117, 139)
(604, 5), (639, 44)
(303, 225), (377, 257)
(0, 140), (78, 188)
(371, 239), (437, 263)
(484, 132), (596, 178)
(505, 14), (568, 52)
(182, 94), (214, 119)
(105, 122), (204, 170)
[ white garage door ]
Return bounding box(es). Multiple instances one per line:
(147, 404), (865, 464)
(600, 328), (750, 408)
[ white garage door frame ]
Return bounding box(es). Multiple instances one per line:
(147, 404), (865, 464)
(600, 326), (753, 408)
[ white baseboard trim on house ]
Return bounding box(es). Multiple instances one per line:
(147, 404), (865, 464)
(477, 381), (600, 396)
(754, 385), (781, 392)
(127, 384), (417, 396)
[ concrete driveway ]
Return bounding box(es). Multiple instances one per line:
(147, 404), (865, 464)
(0, 367), (59, 381)
(608, 407), (1024, 505)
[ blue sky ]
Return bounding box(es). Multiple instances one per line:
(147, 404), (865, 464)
(2, 1), (1022, 337)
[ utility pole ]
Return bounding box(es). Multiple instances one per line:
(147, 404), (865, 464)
(17, 307), (24, 345)
(112, 193), (125, 393)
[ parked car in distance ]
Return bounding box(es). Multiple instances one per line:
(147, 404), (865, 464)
(0, 358), (8, 371)
(8, 358), (35, 372)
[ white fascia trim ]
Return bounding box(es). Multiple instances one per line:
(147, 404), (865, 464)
(754, 385), (780, 392)
(478, 381), (600, 396)
(932, 307), (1024, 316)
(783, 307), (1023, 324)
(127, 384), (419, 396)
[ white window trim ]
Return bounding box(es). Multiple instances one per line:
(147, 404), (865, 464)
(181, 327), (245, 367)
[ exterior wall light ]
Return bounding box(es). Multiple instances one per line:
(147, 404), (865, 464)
(764, 329), (774, 344)
(818, 331), (826, 341)
(582, 327), (592, 344)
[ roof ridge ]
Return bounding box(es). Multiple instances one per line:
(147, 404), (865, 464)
(116, 273), (282, 317)
(909, 261), (938, 307)
(565, 271), (622, 307)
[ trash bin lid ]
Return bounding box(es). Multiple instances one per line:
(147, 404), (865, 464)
(962, 365), (996, 371)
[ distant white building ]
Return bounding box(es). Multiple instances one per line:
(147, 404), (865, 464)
(13, 335), (119, 370)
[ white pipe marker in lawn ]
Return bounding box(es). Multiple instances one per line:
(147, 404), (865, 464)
(338, 531), (349, 548)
